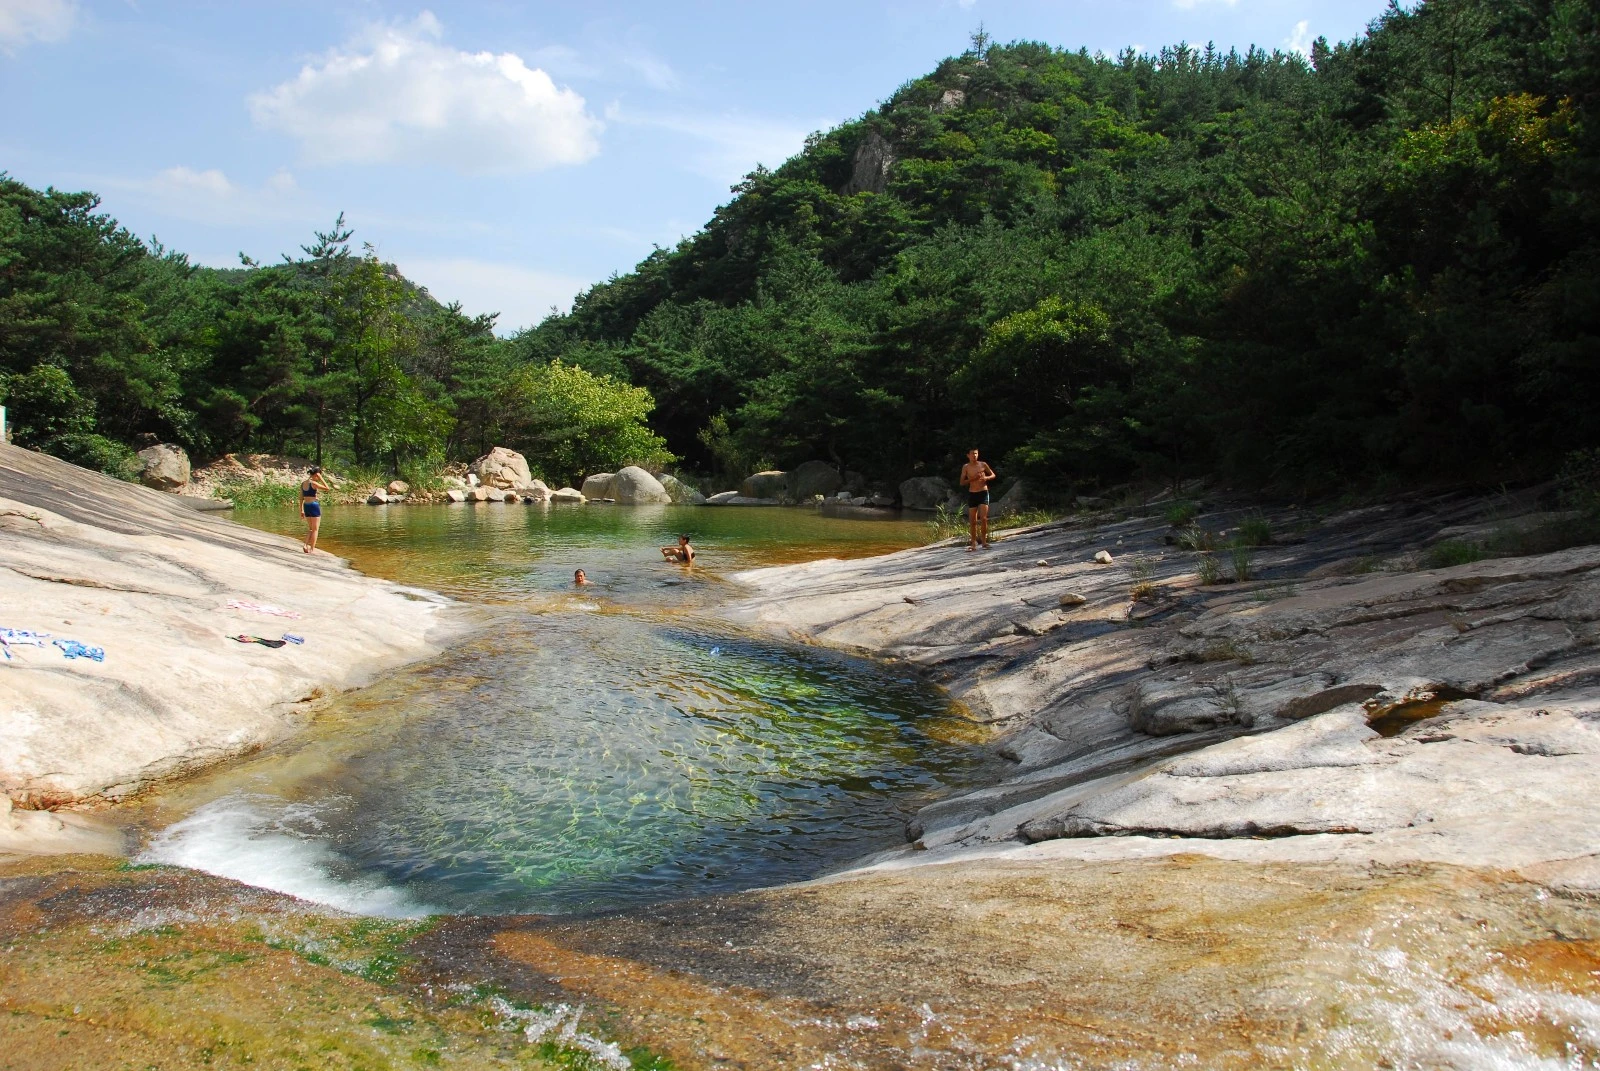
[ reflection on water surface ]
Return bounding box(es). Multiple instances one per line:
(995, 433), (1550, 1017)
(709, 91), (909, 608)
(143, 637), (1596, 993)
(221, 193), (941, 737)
(143, 503), (997, 916)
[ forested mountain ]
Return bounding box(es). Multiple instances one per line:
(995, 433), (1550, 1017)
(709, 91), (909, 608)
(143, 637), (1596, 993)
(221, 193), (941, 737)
(3, 0), (1597, 494)
(0, 195), (669, 485)
(520, 0), (1600, 492)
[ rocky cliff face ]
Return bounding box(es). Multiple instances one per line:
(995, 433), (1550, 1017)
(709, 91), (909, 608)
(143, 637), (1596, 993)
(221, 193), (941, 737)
(842, 130), (895, 196)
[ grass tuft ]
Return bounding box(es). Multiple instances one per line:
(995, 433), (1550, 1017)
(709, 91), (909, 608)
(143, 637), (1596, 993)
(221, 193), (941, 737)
(1237, 513), (1273, 547)
(1165, 501), (1199, 527)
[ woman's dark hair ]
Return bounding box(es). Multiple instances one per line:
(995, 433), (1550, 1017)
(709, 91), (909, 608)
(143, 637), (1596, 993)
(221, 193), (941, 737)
(308, 465), (322, 475)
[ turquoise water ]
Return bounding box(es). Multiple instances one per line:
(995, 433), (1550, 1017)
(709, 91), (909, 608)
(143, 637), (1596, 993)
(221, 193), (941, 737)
(143, 502), (996, 916)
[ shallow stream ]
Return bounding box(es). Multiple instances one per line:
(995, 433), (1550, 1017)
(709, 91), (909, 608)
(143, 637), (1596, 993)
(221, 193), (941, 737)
(136, 502), (998, 917)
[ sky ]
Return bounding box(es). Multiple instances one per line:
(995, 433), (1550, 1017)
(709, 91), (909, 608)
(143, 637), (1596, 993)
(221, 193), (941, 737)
(3, 0), (1387, 334)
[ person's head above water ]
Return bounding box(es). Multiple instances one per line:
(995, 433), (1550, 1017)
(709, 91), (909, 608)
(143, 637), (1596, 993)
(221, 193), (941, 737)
(678, 534), (692, 545)
(574, 569), (588, 585)
(966, 448), (980, 461)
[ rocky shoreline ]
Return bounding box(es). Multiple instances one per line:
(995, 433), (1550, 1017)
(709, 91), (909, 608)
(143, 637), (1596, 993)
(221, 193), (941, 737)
(2, 470), (1599, 1067)
(729, 492), (1600, 894)
(0, 443), (461, 857)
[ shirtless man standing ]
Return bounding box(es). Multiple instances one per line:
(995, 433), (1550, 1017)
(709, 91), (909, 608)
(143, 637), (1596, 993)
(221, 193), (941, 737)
(959, 448), (997, 551)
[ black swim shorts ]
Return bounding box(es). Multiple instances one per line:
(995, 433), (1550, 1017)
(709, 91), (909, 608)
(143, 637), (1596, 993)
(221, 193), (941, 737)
(967, 490), (989, 509)
(303, 501), (322, 518)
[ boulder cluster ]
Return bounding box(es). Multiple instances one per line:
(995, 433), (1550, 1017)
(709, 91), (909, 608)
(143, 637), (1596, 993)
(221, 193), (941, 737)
(134, 442), (1025, 516)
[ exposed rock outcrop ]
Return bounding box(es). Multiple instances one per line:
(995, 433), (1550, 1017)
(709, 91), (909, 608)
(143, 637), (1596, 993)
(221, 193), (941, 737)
(659, 473), (706, 505)
(842, 130), (896, 196)
(0, 443), (454, 831)
(136, 443), (190, 491)
(581, 473), (616, 500)
(469, 447), (531, 490)
(612, 466), (672, 505)
(742, 471), (789, 500)
(898, 475), (952, 511)
(732, 492), (1600, 882)
(788, 461), (843, 500)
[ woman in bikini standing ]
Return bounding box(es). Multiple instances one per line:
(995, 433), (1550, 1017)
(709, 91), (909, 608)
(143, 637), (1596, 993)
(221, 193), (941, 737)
(300, 466), (332, 553)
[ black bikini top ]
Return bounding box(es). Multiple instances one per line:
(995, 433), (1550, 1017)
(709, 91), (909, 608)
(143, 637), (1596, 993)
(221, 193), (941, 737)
(302, 481), (318, 498)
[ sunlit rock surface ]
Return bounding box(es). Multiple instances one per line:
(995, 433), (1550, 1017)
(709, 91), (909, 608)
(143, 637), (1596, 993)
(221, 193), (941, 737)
(733, 493), (1600, 886)
(0, 444), (458, 835)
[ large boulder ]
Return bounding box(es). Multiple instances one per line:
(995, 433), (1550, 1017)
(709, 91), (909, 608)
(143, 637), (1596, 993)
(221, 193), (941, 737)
(899, 475), (952, 511)
(445, 488), (467, 503)
(469, 447), (531, 490)
(993, 479), (1027, 519)
(659, 474), (706, 506)
(136, 443), (190, 491)
(518, 479), (551, 502)
(612, 466), (672, 505)
(742, 470), (789, 500)
(550, 487), (586, 503)
(788, 461), (843, 500)
(387, 480), (410, 496)
(581, 473), (616, 500)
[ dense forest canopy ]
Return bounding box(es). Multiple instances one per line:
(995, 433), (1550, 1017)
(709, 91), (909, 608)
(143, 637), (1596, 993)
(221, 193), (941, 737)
(3, 0), (1597, 495)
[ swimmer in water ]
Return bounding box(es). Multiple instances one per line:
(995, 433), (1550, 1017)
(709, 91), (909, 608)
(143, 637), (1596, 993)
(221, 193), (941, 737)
(574, 569), (589, 585)
(660, 534), (695, 564)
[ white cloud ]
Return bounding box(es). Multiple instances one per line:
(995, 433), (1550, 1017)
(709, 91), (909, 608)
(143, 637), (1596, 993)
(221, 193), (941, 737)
(610, 105), (820, 185)
(156, 165), (234, 197)
(1285, 19), (1314, 58)
(399, 256), (590, 334)
(616, 46), (678, 91)
(0, 0), (76, 53)
(98, 166), (309, 228)
(248, 11), (601, 175)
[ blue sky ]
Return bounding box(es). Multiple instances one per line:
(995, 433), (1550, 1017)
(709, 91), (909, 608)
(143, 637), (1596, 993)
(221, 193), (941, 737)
(3, 0), (1386, 333)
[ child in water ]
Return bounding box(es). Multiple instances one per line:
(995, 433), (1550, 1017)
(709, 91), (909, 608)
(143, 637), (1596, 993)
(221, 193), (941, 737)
(660, 534), (695, 564)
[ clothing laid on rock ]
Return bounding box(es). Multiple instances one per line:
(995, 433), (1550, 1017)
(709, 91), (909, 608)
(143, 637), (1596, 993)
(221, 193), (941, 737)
(52, 639), (105, 662)
(0, 628), (50, 660)
(231, 635), (288, 648)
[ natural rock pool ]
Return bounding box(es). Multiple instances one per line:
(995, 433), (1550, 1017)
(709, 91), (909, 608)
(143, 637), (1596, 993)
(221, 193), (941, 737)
(133, 503), (999, 916)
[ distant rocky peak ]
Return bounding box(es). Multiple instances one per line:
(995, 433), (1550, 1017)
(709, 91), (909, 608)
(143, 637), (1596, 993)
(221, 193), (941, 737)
(843, 130), (895, 197)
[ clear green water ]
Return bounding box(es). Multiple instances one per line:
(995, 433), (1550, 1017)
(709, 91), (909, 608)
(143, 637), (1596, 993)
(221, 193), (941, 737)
(142, 502), (997, 916)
